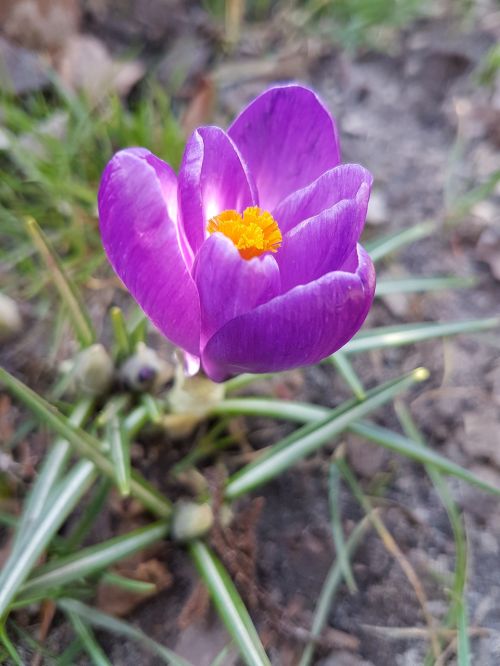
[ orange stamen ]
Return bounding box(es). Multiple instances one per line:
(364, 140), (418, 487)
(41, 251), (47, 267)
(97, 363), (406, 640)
(207, 206), (282, 260)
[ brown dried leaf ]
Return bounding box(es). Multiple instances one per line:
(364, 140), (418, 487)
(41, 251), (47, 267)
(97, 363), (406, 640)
(178, 580), (210, 630)
(97, 558), (172, 617)
(181, 77), (216, 138)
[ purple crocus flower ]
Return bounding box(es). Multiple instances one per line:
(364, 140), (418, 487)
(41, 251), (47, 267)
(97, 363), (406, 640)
(98, 84), (375, 382)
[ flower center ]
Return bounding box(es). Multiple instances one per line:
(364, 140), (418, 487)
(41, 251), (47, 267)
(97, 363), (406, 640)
(207, 206), (282, 260)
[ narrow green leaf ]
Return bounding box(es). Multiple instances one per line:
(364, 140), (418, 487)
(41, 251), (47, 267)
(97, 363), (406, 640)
(20, 522), (167, 598)
(58, 599), (193, 666)
(342, 317), (500, 354)
(349, 420), (500, 497)
(447, 169), (500, 225)
(211, 397), (327, 423)
(0, 367), (172, 519)
(123, 405), (150, 439)
(25, 216), (95, 347)
(127, 308), (148, 347)
(11, 397), (94, 556)
(141, 394), (162, 423)
(210, 644), (234, 666)
(95, 395), (130, 428)
(395, 401), (469, 666)
(298, 518), (369, 666)
(110, 306), (131, 357)
(225, 369), (428, 500)
(328, 464), (356, 593)
(53, 637), (84, 666)
(375, 276), (477, 296)
(365, 221), (434, 262)
(223, 373), (275, 394)
(0, 460), (96, 617)
(66, 611), (112, 666)
(101, 572), (156, 594)
(0, 625), (23, 666)
(215, 396), (500, 497)
(330, 352), (366, 400)
(189, 541), (271, 666)
(108, 415), (131, 496)
(64, 478), (112, 551)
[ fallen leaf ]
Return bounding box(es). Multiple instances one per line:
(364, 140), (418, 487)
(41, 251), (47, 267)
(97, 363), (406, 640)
(181, 77), (216, 137)
(0, 0), (80, 53)
(97, 558), (172, 617)
(58, 34), (144, 104)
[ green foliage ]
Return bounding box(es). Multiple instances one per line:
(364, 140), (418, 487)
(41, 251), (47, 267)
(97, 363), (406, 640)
(0, 83), (184, 298)
(296, 0), (429, 50)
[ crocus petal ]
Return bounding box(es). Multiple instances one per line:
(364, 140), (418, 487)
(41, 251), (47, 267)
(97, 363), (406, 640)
(228, 84), (341, 211)
(276, 179), (371, 292)
(178, 127), (257, 262)
(202, 245), (375, 381)
(273, 164), (373, 234)
(194, 233), (281, 346)
(98, 148), (201, 356)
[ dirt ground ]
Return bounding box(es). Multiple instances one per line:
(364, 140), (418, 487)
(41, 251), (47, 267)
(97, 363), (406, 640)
(2, 1), (500, 665)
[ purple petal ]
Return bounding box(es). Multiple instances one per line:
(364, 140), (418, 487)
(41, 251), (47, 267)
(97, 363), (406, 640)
(178, 127), (257, 263)
(202, 245), (375, 381)
(98, 148), (201, 356)
(194, 233), (281, 346)
(276, 174), (371, 291)
(273, 164), (373, 234)
(228, 84), (341, 211)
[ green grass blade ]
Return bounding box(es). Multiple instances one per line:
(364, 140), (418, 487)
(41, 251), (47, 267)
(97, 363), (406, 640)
(25, 216), (95, 347)
(215, 396), (500, 497)
(64, 478), (112, 551)
(54, 638), (84, 666)
(223, 373), (275, 393)
(349, 420), (500, 497)
(298, 518), (370, 666)
(375, 276), (477, 296)
(342, 317), (500, 354)
(365, 221), (434, 262)
(95, 395), (130, 428)
(330, 352), (366, 400)
(108, 415), (131, 496)
(11, 397), (93, 555)
(20, 522), (167, 598)
(395, 401), (470, 666)
(141, 394), (162, 423)
(225, 368), (428, 499)
(0, 367), (172, 518)
(123, 405), (150, 438)
(0, 460), (96, 618)
(58, 599), (193, 666)
(210, 644), (234, 666)
(0, 625), (23, 666)
(328, 464), (357, 593)
(110, 306), (131, 358)
(189, 541), (271, 666)
(66, 611), (112, 666)
(100, 572), (156, 594)
(212, 397), (328, 423)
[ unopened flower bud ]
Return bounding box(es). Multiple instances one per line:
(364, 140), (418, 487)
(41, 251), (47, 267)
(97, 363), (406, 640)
(0, 293), (22, 342)
(119, 342), (174, 392)
(171, 501), (214, 542)
(74, 344), (114, 396)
